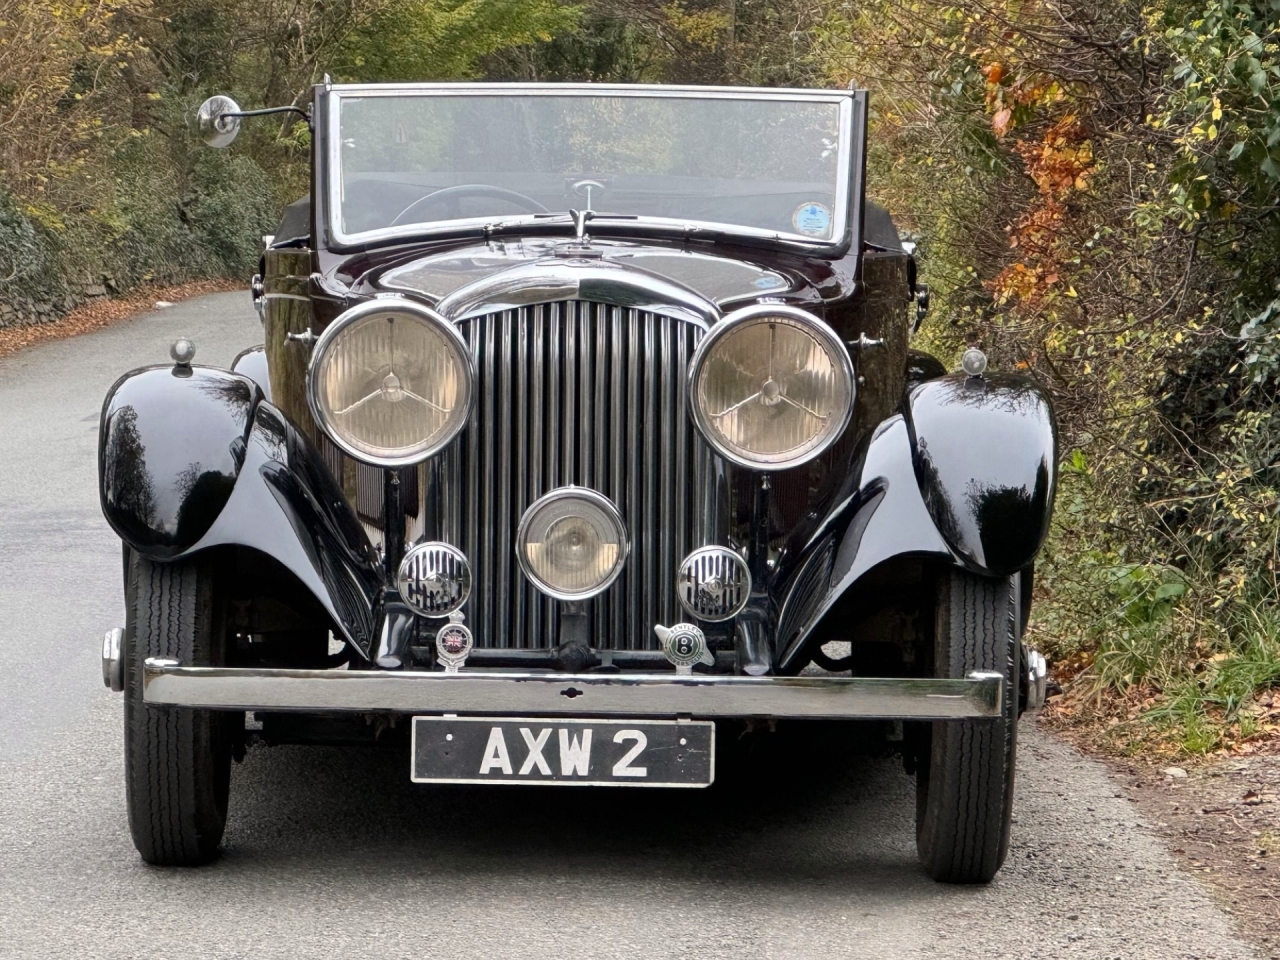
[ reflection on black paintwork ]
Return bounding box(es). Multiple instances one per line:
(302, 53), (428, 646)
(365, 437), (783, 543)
(907, 373), (1057, 576)
(100, 405), (158, 544)
(99, 366), (257, 558)
(172, 461), (237, 549)
(247, 402), (382, 652)
(377, 241), (793, 306)
(967, 460), (1052, 573)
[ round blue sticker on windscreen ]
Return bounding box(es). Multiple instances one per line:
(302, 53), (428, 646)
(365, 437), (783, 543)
(792, 202), (832, 238)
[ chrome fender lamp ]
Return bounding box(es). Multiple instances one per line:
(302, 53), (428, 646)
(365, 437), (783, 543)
(676, 546), (751, 622)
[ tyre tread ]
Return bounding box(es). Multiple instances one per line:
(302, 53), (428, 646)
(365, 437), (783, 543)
(124, 555), (230, 866)
(917, 569), (1020, 883)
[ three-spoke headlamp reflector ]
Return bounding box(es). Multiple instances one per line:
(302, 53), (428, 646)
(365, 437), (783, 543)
(307, 299), (473, 466)
(689, 305), (854, 469)
(517, 488), (629, 600)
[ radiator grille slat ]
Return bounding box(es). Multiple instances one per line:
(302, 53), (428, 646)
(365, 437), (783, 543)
(444, 301), (714, 650)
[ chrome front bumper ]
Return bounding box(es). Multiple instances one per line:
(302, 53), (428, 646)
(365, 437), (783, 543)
(141, 658), (1004, 720)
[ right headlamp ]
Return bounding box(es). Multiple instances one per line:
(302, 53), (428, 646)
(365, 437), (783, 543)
(688, 304), (854, 469)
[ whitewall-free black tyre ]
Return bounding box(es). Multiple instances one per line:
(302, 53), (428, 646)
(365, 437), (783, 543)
(123, 553), (233, 866)
(915, 568), (1020, 884)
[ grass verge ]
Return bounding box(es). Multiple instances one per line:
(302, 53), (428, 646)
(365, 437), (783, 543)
(1042, 598), (1280, 759)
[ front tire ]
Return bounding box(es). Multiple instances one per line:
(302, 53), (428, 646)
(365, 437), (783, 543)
(123, 553), (233, 866)
(915, 568), (1020, 883)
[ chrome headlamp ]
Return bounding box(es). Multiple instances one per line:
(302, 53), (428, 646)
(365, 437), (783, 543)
(307, 299), (473, 466)
(517, 488), (629, 600)
(689, 304), (854, 469)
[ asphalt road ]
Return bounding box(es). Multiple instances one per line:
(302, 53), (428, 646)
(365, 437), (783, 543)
(0, 293), (1261, 959)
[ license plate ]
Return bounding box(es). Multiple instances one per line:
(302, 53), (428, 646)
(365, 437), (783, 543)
(411, 716), (715, 787)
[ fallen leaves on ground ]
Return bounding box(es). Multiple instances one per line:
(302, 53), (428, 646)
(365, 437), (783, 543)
(0, 279), (241, 361)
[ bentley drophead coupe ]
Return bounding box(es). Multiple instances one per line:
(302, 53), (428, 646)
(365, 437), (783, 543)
(98, 81), (1055, 882)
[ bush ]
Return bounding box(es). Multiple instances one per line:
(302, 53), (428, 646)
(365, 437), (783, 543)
(0, 188), (72, 324)
(0, 0), (580, 326)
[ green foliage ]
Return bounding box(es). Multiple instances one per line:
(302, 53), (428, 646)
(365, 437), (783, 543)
(0, 0), (585, 321)
(1146, 608), (1280, 752)
(1155, 0), (1280, 380)
(807, 0), (1280, 748)
(341, 0), (579, 82)
(184, 151), (278, 275)
(0, 188), (71, 311)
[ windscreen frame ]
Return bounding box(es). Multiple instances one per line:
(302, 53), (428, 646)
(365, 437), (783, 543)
(318, 82), (862, 258)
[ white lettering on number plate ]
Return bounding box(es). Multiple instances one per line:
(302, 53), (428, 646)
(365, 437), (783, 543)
(611, 729), (648, 777)
(481, 726), (626, 778)
(558, 728), (592, 776)
(518, 728), (552, 775)
(479, 727), (513, 775)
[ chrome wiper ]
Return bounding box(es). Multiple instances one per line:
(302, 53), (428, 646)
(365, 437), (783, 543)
(524, 211), (641, 224)
(482, 210), (641, 241)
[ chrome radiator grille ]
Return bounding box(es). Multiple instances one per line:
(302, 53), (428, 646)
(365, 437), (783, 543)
(436, 300), (722, 650)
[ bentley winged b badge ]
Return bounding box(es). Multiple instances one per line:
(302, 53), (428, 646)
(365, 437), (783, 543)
(654, 623), (714, 675)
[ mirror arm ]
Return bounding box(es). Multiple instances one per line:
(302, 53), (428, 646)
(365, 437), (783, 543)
(220, 105), (311, 125)
(198, 96), (309, 147)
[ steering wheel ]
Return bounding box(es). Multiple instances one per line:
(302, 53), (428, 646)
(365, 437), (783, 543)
(390, 184), (550, 226)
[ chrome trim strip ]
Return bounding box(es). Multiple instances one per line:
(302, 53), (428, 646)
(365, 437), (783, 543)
(325, 85), (854, 253)
(480, 312), (496, 640)
(626, 307), (641, 647)
(143, 659), (1004, 720)
(1025, 649), (1048, 712)
(330, 81), (858, 100)
(102, 627), (124, 693)
(436, 260), (718, 328)
(609, 304), (626, 646)
(530, 304), (547, 644)
(497, 308), (514, 646)
(659, 319), (674, 613)
(642, 313), (656, 636)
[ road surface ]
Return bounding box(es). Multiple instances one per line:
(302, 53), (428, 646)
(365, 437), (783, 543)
(0, 293), (1259, 959)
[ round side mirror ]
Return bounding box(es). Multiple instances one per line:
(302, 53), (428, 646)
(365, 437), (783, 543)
(197, 95), (242, 148)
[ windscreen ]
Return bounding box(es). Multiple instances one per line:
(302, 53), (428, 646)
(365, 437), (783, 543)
(331, 90), (849, 244)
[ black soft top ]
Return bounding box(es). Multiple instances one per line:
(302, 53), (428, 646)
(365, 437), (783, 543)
(272, 195), (310, 247)
(863, 202), (903, 252)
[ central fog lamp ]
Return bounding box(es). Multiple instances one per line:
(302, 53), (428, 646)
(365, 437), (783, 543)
(517, 488), (629, 600)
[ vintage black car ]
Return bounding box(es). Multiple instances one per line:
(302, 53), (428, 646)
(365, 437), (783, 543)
(98, 82), (1055, 883)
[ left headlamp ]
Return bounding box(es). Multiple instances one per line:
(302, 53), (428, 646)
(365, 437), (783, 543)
(688, 304), (854, 470)
(307, 299), (473, 466)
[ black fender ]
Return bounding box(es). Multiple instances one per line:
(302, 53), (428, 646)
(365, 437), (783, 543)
(905, 372), (1057, 576)
(99, 365), (383, 655)
(775, 373), (1056, 670)
(100, 365), (257, 557)
(231, 345), (272, 401)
